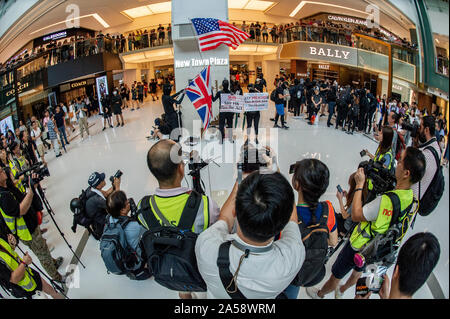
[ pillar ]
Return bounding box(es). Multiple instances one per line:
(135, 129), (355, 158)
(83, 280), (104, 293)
(248, 55), (256, 84)
(172, 0), (229, 136)
(262, 59), (280, 91)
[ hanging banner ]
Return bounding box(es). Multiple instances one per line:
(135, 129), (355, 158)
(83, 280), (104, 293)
(244, 93), (269, 112)
(220, 94), (244, 113)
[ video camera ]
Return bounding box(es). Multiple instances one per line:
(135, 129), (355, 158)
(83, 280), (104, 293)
(400, 115), (420, 138)
(358, 160), (396, 196)
(17, 162), (50, 186)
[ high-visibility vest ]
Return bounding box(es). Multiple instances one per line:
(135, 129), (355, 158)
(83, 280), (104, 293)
(0, 191), (32, 241)
(368, 147), (394, 191)
(0, 238), (37, 292)
(350, 189), (414, 250)
(8, 160), (25, 193)
(137, 193), (210, 233)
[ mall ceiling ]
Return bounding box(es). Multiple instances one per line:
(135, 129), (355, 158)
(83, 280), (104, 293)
(0, 0), (417, 64)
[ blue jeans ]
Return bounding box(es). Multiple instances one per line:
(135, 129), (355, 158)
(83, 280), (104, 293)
(283, 284), (300, 299)
(58, 126), (69, 147)
(327, 101), (336, 126)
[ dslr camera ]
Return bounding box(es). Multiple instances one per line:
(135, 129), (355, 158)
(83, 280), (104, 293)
(17, 162), (50, 186)
(110, 170), (123, 183)
(237, 144), (276, 184)
(358, 160), (396, 195)
(400, 115), (420, 138)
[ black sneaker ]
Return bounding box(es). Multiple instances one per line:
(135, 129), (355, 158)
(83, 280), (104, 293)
(116, 123), (120, 127)
(121, 123), (124, 127)
(282, 125), (289, 129)
(273, 124), (280, 128)
(110, 125), (113, 128)
(270, 118), (275, 122)
(102, 127), (106, 131)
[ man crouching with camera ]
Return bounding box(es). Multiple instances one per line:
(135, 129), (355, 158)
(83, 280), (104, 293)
(307, 147), (426, 299)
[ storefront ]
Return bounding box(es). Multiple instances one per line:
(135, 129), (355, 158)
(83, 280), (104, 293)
(58, 78), (97, 105)
(33, 27), (96, 51)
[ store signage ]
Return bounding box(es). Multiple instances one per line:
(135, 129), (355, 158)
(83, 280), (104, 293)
(71, 80), (87, 88)
(310, 47), (351, 60)
(175, 57), (229, 69)
(328, 15), (367, 26)
(392, 84), (403, 91)
(5, 82), (30, 97)
(43, 31), (67, 42)
(318, 64), (330, 70)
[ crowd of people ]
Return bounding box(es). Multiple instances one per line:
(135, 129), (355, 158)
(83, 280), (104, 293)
(0, 68), (448, 300)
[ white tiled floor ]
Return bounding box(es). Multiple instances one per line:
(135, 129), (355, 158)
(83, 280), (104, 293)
(5, 98), (448, 299)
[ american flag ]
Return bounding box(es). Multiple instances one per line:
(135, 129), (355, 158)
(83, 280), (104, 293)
(185, 66), (213, 130)
(191, 18), (250, 52)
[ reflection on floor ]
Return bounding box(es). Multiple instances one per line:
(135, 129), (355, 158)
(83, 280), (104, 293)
(5, 99), (448, 299)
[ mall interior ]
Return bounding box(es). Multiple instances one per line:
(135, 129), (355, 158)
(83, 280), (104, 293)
(0, 0), (448, 300)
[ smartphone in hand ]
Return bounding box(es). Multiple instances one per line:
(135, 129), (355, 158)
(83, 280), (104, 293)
(337, 185), (343, 194)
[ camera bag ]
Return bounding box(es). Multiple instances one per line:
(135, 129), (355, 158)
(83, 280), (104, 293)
(139, 191), (207, 292)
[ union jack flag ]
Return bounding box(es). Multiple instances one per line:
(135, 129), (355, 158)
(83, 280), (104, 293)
(191, 18), (250, 52)
(185, 66), (213, 130)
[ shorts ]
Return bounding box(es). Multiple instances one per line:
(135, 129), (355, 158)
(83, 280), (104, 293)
(113, 107), (122, 115)
(275, 104), (285, 116)
(36, 144), (45, 159)
(331, 242), (365, 280)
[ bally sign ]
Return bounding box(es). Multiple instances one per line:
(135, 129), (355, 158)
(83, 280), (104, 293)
(303, 43), (357, 66)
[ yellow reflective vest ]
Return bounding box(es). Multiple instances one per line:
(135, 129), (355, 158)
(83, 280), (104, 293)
(0, 238), (37, 292)
(138, 193), (210, 233)
(368, 147), (394, 191)
(8, 159), (25, 193)
(0, 190), (32, 241)
(350, 189), (414, 251)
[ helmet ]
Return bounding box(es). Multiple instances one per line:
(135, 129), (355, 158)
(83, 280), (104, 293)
(163, 83), (172, 95)
(70, 198), (83, 214)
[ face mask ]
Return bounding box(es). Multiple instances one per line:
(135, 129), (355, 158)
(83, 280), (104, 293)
(418, 130), (427, 144)
(113, 91), (117, 95)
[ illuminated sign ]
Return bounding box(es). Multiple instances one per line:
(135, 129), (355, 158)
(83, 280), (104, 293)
(43, 31), (68, 42)
(328, 15), (367, 26)
(71, 80), (87, 88)
(310, 46), (351, 60)
(318, 64), (330, 70)
(5, 82), (30, 97)
(175, 57), (229, 69)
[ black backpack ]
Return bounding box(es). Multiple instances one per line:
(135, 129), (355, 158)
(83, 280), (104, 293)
(70, 189), (92, 234)
(350, 104), (359, 118)
(270, 89), (277, 102)
(292, 202), (331, 287)
(418, 146), (445, 216)
(139, 191), (207, 292)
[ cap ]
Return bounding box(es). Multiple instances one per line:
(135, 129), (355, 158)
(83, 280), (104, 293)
(88, 172), (105, 188)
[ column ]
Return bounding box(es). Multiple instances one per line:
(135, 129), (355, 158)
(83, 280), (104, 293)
(172, 0), (229, 136)
(248, 55), (256, 84)
(262, 59), (280, 92)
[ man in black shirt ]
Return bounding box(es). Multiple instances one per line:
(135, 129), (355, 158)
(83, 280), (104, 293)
(162, 84), (185, 141)
(273, 80), (289, 129)
(54, 105), (69, 152)
(213, 79), (235, 143)
(0, 167), (65, 282)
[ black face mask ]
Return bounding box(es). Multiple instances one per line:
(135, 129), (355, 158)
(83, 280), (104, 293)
(418, 131), (427, 144)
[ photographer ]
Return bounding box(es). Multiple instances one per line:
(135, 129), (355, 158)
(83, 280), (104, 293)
(85, 172), (121, 240)
(284, 159), (338, 299)
(136, 139), (219, 299)
(355, 232), (440, 300)
(0, 167), (66, 282)
(104, 190), (151, 280)
(0, 233), (64, 299)
(411, 116), (443, 212)
(307, 147), (425, 299)
(195, 171), (304, 299)
(3, 143), (26, 193)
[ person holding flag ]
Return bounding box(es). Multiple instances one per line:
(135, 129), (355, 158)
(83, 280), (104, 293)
(162, 83), (185, 141)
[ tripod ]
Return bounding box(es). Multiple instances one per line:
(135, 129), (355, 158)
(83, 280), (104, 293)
(16, 244), (69, 299)
(34, 184), (86, 269)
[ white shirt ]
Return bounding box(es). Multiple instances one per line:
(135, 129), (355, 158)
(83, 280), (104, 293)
(91, 188), (106, 200)
(412, 139), (441, 200)
(195, 220), (305, 299)
(31, 127), (42, 146)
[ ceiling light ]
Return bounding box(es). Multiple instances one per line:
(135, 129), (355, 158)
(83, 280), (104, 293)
(148, 1), (172, 14)
(92, 13), (109, 28)
(244, 0), (274, 11)
(289, 1), (369, 18)
(123, 6), (152, 19)
(228, 0), (250, 9)
(30, 13), (109, 35)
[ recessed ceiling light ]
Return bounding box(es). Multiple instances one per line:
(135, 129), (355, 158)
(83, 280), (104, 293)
(229, 0), (250, 9)
(148, 1), (171, 14)
(123, 6), (153, 19)
(244, 0), (274, 11)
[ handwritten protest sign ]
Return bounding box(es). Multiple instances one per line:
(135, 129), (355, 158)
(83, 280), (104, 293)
(244, 93), (269, 112)
(220, 94), (244, 113)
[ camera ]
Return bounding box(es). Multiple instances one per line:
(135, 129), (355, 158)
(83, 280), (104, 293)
(358, 160), (396, 195)
(355, 264), (388, 295)
(17, 162), (50, 186)
(238, 144), (273, 184)
(128, 198), (137, 216)
(360, 150), (367, 157)
(401, 120), (419, 139)
(110, 170), (123, 183)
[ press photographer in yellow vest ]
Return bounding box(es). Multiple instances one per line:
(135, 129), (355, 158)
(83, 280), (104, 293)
(307, 147), (425, 299)
(0, 167), (66, 282)
(0, 234), (64, 299)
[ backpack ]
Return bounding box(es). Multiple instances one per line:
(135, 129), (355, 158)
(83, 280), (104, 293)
(350, 104), (359, 118)
(70, 189), (92, 234)
(100, 218), (140, 278)
(291, 201), (331, 287)
(357, 192), (417, 266)
(418, 146), (445, 216)
(270, 89), (277, 102)
(139, 192), (207, 292)
(296, 86), (302, 100)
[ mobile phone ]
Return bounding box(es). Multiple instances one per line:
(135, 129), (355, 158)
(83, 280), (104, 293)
(360, 150), (366, 157)
(337, 185), (343, 194)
